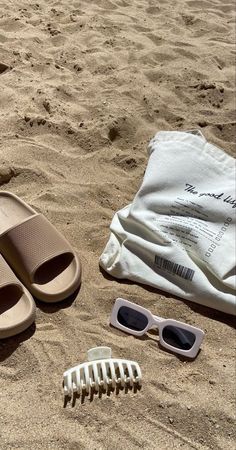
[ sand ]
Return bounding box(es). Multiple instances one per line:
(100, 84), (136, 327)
(0, 0), (235, 448)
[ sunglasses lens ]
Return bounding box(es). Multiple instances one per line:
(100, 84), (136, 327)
(162, 325), (196, 350)
(117, 306), (148, 331)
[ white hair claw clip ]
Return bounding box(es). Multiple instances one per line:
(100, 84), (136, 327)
(63, 346), (142, 402)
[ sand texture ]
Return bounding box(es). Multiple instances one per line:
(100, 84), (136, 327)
(0, 0), (235, 449)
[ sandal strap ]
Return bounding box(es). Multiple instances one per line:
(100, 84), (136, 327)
(0, 214), (73, 283)
(0, 255), (20, 290)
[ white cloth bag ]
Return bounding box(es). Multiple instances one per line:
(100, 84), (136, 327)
(100, 131), (236, 315)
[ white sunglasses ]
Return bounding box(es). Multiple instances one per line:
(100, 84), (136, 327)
(110, 298), (205, 359)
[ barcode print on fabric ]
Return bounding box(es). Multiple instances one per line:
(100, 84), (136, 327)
(154, 256), (195, 281)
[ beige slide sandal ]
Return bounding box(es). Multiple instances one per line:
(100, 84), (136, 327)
(0, 254), (36, 339)
(0, 191), (82, 303)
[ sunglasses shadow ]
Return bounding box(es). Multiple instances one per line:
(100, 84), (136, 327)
(158, 342), (202, 362)
(111, 326), (199, 362)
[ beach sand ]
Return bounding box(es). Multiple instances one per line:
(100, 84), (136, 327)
(0, 0), (235, 448)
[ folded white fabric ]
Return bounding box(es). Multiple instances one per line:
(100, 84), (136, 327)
(100, 130), (236, 315)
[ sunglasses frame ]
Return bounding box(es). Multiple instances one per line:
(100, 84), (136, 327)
(110, 298), (205, 358)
